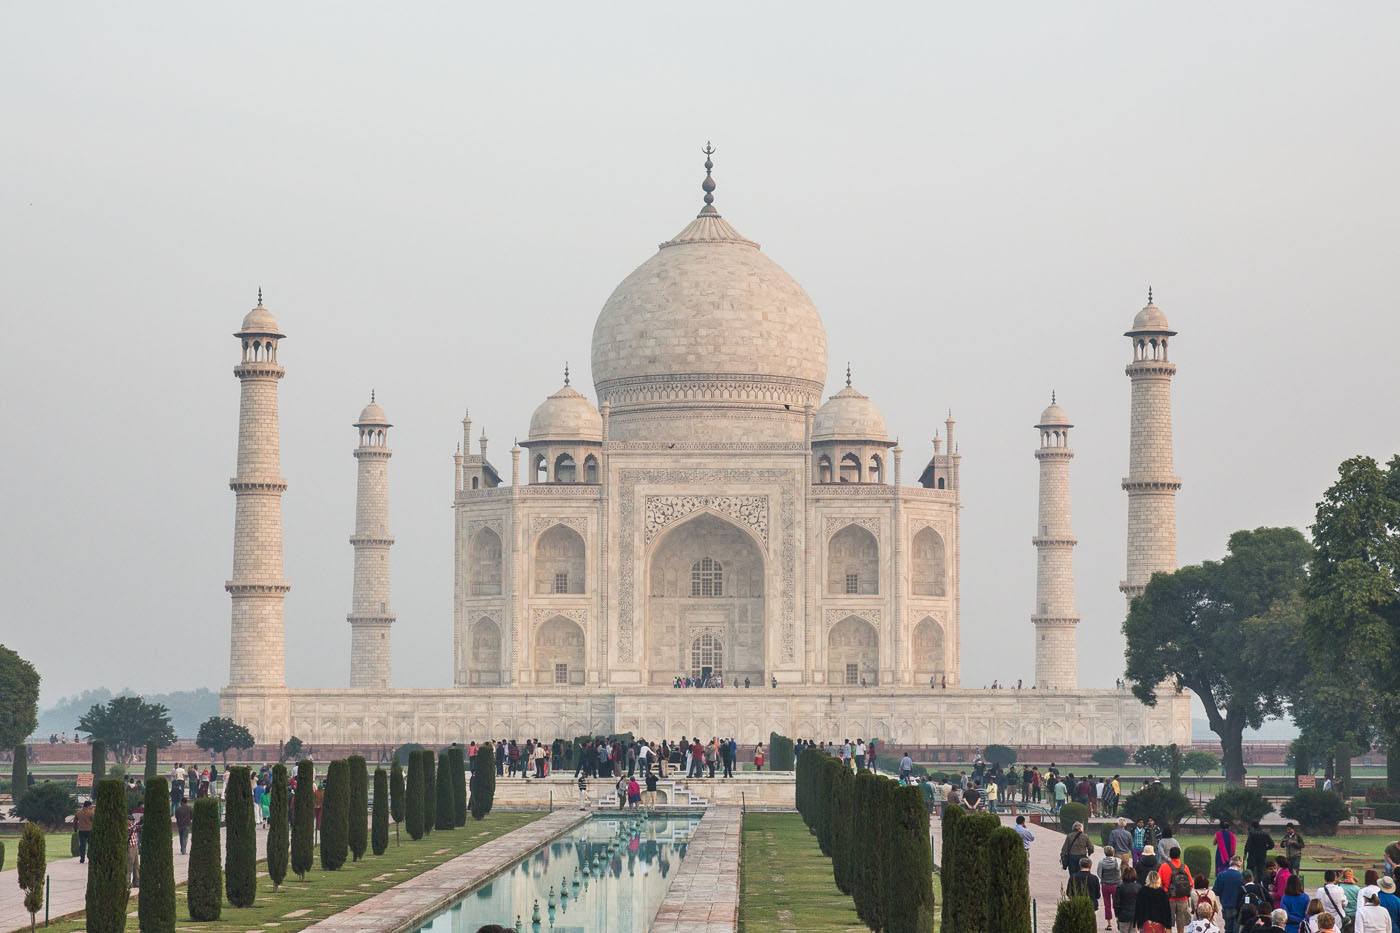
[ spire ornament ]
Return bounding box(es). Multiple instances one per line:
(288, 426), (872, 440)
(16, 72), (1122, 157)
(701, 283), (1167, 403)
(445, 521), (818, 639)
(257, 286), (263, 307)
(845, 362), (852, 387)
(564, 362), (570, 386)
(1147, 286), (1153, 305)
(700, 142), (717, 215)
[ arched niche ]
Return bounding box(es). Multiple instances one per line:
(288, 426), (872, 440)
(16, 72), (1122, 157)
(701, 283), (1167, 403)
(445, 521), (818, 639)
(535, 616), (585, 685)
(827, 523), (878, 595)
(911, 526), (947, 597)
(912, 615), (944, 683)
(470, 617), (502, 685)
(534, 523), (586, 594)
(469, 527), (502, 596)
(827, 615), (878, 686)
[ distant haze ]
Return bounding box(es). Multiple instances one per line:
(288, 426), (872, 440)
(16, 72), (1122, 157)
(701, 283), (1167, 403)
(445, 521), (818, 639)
(3, 4), (1396, 723)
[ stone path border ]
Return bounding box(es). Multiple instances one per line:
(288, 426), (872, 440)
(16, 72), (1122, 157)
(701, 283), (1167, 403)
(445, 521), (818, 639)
(652, 806), (740, 932)
(301, 808), (588, 933)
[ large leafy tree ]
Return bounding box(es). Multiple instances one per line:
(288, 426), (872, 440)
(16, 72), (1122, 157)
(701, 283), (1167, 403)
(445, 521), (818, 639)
(1301, 455), (1400, 789)
(1125, 526), (1312, 785)
(77, 696), (175, 764)
(0, 644), (40, 749)
(195, 716), (255, 765)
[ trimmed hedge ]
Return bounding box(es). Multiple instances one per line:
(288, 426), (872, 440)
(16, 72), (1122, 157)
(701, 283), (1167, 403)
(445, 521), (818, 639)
(987, 825), (1032, 933)
(1052, 894), (1097, 933)
(470, 743), (496, 820)
(885, 784), (936, 933)
(224, 767), (256, 907)
(435, 749), (454, 831)
(138, 777), (175, 932)
(390, 757), (405, 833)
(1122, 783), (1194, 833)
(1204, 786), (1274, 828)
(11, 744), (27, 806)
(85, 778), (129, 933)
(941, 804), (962, 931)
(421, 750), (436, 836)
(321, 759), (350, 870)
(1058, 802), (1089, 833)
(372, 768), (389, 855)
(947, 810), (999, 932)
(852, 772), (884, 929)
(144, 741), (159, 782)
(91, 740), (107, 781)
(187, 798), (221, 921)
(768, 732), (796, 771)
(1281, 788), (1351, 835)
(267, 764), (289, 890)
(348, 755), (368, 861)
(830, 764), (855, 894)
(405, 750), (425, 839)
(448, 746), (467, 827)
(1183, 844), (1211, 884)
(291, 760), (316, 880)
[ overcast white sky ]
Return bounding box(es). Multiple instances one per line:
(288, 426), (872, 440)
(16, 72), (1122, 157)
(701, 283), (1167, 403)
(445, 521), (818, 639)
(3, 3), (1396, 709)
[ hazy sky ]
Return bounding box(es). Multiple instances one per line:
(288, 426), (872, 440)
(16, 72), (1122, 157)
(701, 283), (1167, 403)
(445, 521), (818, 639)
(4, 3), (1397, 711)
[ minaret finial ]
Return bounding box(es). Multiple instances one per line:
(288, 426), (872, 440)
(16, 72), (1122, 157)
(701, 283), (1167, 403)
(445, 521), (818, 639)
(257, 286), (263, 307)
(845, 362), (852, 387)
(564, 362), (570, 386)
(1147, 285), (1153, 305)
(700, 141), (717, 214)
(1051, 390), (1056, 404)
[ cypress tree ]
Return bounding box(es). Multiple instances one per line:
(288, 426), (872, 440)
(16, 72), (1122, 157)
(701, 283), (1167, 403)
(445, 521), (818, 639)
(422, 750), (436, 835)
(91, 740), (107, 781)
(813, 758), (833, 854)
(187, 798), (222, 921)
(223, 766), (256, 907)
(390, 758), (405, 842)
(144, 741), (158, 782)
(347, 755), (368, 861)
(371, 768), (389, 855)
(469, 743), (496, 820)
(829, 765), (854, 894)
(949, 811), (998, 933)
(18, 822), (44, 933)
(986, 825), (1032, 933)
(884, 784), (936, 933)
(267, 764), (289, 890)
(448, 745), (467, 827)
(11, 744), (27, 807)
(85, 778), (129, 932)
(405, 750), (424, 840)
(941, 804), (963, 932)
(320, 759), (350, 870)
(435, 750), (454, 831)
(851, 772), (887, 929)
(1051, 894), (1097, 933)
(291, 760), (316, 880)
(138, 777), (176, 933)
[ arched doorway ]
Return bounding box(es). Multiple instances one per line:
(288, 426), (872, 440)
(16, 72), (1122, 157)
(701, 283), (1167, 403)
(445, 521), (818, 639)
(911, 527), (947, 596)
(646, 512), (764, 686)
(534, 523), (585, 594)
(534, 616), (585, 685)
(690, 632), (724, 683)
(828, 615), (879, 686)
(469, 527), (502, 595)
(912, 616), (944, 685)
(827, 523), (879, 594)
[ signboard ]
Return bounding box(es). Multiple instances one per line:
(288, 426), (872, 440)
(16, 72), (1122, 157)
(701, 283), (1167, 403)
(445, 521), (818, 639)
(76, 772), (94, 788)
(1243, 776), (1260, 788)
(1296, 775), (1316, 789)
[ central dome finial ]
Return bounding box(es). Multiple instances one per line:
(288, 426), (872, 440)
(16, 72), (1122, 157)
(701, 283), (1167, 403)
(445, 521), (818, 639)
(700, 141), (718, 215)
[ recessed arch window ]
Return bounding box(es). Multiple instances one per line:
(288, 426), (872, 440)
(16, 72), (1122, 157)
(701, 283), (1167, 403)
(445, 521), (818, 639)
(690, 557), (724, 597)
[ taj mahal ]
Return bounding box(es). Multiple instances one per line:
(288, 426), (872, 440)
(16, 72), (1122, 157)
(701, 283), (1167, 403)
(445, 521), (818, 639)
(220, 151), (1192, 748)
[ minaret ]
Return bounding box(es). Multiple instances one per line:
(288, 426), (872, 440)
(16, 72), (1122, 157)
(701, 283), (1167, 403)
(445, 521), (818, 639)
(227, 292), (289, 688)
(349, 393), (395, 689)
(1032, 394), (1079, 689)
(1120, 288), (1181, 606)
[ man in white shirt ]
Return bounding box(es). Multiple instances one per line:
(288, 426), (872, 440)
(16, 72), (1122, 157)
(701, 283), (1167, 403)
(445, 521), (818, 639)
(1014, 815), (1036, 852)
(1317, 870), (1350, 927)
(855, 740), (867, 771)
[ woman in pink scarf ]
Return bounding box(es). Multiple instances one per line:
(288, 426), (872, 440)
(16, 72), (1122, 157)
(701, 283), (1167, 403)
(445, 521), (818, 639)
(1213, 821), (1238, 876)
(1270, 855), (1293, 906)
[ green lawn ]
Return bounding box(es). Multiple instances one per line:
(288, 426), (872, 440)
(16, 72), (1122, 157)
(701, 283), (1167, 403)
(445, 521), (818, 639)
(739, 812), (940, 932)
(1174, 833), (1396, 876)
(35, 811), (542, 933)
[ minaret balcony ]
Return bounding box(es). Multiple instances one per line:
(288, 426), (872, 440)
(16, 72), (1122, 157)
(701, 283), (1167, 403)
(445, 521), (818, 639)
(233, 361), (285, 379)
(1120, 476), (1182, 492)
(1030, 535), (1078, 547)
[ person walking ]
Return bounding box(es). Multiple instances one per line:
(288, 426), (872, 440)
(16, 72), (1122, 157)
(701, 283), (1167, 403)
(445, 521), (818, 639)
(576, 773), (588, 809)
(1213, 856), (1245, 933)
(1161, 846), (1195, 933)
(73, 798), (95, 863)
(986, 778), (1000, 814)
(753, 743), (765, 772)
(1357, 889), (1395, 933)
(1069, 857), (1103, 914)
(1061, 820), (1094, 875)
(644, 768), (658, 808)
(1099, 846), (1123, 930)
(1245, 822), (1275, 886)
(1115, 866), (1142, 931)
(174, 796), (193, 855)
(854, 739), (867, 772)
(1184, 901), (1222, 933)
(1215, 821), (1239, 878)
(626, 777), (641, 810)
(1138, 870), (1174, 931)
(1014, 814), (1036, 852)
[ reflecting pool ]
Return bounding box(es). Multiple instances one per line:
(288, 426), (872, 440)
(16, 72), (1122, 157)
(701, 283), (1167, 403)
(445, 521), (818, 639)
(413, 812), (702, 933)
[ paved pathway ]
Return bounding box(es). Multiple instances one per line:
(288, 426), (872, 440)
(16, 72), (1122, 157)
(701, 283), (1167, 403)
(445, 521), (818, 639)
(301, 809), (588, 933)
(652, 806), (741, 933)
(0, 824), (271, 933)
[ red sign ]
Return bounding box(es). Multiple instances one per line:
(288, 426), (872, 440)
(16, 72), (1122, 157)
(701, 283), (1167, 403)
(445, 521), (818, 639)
(76, 772), (94, 788)
(1296, 775), (1316, 789)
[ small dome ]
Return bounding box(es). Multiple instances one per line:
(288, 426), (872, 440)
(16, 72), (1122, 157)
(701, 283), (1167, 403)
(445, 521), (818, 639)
(238, 302), (283, 337)
(813, 384), (889, 442)
(1037, 401), (1071, 427)
(528, 384), (603, 442)
(1126, 297), (1175, 335)
(356, 396), (389, 426)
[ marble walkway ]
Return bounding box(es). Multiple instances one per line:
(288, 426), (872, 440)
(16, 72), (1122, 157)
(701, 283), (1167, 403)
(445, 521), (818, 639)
(651, 806), (741, 932)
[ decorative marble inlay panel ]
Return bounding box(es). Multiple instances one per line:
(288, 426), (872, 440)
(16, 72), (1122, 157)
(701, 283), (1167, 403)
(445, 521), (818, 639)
(530, 607), (588, 631)
(529, 515), (588, 540)
(823, 607), (883, 629)
(823, 516), (882, 540)
(644, 495), (768, 545)
(465, 518), (504, 539)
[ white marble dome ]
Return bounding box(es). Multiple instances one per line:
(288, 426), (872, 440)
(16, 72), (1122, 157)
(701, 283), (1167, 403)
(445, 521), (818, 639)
(590, 209), (828, 404)
(813, 384), (889, 442)
(356, 398), (389, 426)
(1037, 400), (1071, 427)
(238, 302), (283, 336)
(528, 383), (603, 442)
(1129, 300), (1173, 334)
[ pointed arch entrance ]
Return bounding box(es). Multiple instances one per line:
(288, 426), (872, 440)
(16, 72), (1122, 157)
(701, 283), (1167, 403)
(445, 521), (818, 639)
(828, 615), (879, 686)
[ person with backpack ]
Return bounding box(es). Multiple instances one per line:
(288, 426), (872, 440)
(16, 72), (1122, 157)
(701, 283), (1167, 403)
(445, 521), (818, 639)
(1068, 857), (1103, 913)
(1185, 901), (1223, 933)
(1061, 820), (1095, 875)
(1138, 869), (1174, 931)
(1158, 846), (1195, 933)
(1193, 875), (1223, 923)
(1241, 870), (1270, 918)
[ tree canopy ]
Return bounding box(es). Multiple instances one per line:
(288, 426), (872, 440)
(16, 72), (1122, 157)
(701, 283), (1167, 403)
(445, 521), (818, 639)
(0, 644), (40, 749)
(1124, 526), (1312, 784)
(77, 696), (175, 764)
(195, 716), (255, 763)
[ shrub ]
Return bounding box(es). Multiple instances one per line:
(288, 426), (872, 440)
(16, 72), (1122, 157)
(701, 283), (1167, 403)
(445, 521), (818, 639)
(768, 733), (796, 771)
(291, 760), (316, 880)
(986, 825), (1032, 933)
(18, 822), (45, 932)
(348, 755), (368, 861)
(13, 780), (76, 829)
(11, 744), (27, 807)
(886, 784), (937, 933)
(85, 779), (129, 932)
(1281, 789), (1350, 835)
(1058, 802), (1089, 833)
(422, 750), (436, 835)
(138, 777), (175, 932)
(829, 764), (855, 894)
(281, 736), (304, 762)
(224, 767), (256, 907)
(851, 772), (887, 929)
(984, 744), (1017, 767)
(435, 750), (454, 831)
(144, 741), (158, 782)
(405, 750), (425, 839)
(470, 743), (496, 820)
(393, 742), (424, 765)
(1183, 844), (1211, 883)
(1372, 802), (1400, 822)
(372, 768), (389, 855)
(1205, 786), (1274, 828)
(1052, 893), (1097, 933)
(1122, 783), (1194, 833)
(448, 746), (466, 827)
(1092, 746), (1129, 768)
(321, 759), (350, 870)
(91, 740), (107, 781)
(390, 757), (405, 839)
(187, 798), (221, 921)
(266, 764), (289, 890)
(940, 803), (962, 931)
(953, 811), (1000, 932)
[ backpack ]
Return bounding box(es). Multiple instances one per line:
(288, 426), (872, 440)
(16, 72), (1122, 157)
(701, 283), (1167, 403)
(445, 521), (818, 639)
(1170, 863), (1192, 898)
(1193, 890), (1212, 916)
